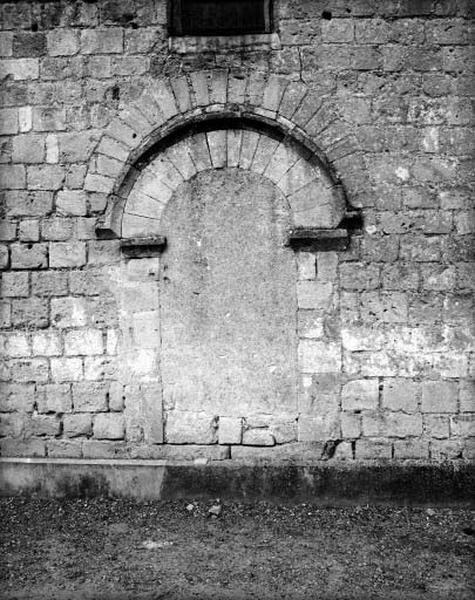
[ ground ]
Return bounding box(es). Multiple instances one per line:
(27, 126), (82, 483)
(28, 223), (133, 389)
(0, 497), (474, 600)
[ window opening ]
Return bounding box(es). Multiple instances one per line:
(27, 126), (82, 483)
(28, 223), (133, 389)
(169, 0), (273, 36)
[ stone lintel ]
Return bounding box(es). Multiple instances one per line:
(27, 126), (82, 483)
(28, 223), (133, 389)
(287, 228), (349, 251)
(169, 33), (281, 54)
(120, 236), (167, 257)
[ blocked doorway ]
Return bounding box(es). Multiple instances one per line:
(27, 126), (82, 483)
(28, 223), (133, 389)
(159, 168), (298, 430)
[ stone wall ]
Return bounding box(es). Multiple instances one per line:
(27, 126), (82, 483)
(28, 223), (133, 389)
(0, 0), (473, 463)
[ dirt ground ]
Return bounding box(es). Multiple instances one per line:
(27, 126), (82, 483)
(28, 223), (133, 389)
(0, 497), (473, 600)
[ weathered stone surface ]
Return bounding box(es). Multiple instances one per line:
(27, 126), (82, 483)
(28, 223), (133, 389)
(340, 263), (379, 290)
(41, 217), (73, 241)
(0, 245), (9, 270)
(297, 312), (324, 339)
(123, 382), (163, 443)
(63, 413), (92, 437)
(165, 412), (218, 445)
(32, 271), (68, 296)
(64, 329), (103, 356)
(50, 357), (83, 382)
(382, 379), (419, 413)
(8, 358), (48, 383)
(51, 297), (88, 328)
(0, 4), (472, 464)
(28, 415), (61, 437)
(450, 415), (474, 438)
(72, 382), (109, 412)
(19, 219), (40, 242)
(242, 428), (275, 446)
(11, 243), (47, 269)
(160, 169), (297, 416)
(459, 380), (475, 413)
(3, 332), (30, 357)
(342, 379), (379, 411)
(362, 412), (423, 438)
(298, 413), (340, 442)
(49, 242), (86, 268)
(47, 29), (79, 56)
(270, 419), (298, 444)
(1, 271), (29, 297)
(12, 297), (48, 328)
(424, 414), (449, 439)
(37, 383), (72, 414)
(56, 190), (87, 216)
(355, 439), (392, 459)
(393, 439), (429, 459)
(421, 381), (458, 413)
(12, 134), (45, 163)
(297, 281), (333, 310)
(298, 340), (341, 373)
(93, 413), (125, 440)
(47, 440), (82, 458)
(80, 28), (123, 54)
(341, 412), (361, 438)
(0, 383), (35, 412)
(0, 438), (45, 457)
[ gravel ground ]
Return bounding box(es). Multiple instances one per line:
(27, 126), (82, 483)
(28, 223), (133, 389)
(0, 497), (474, 600)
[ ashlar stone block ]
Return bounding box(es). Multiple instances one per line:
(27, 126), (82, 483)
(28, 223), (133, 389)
(8, 358), (49, 383)
(297, 253), (316, 280)
(421, 380), (458, 413)
(93, 413), (125, 440)
(72, 382), (109, 412)
(341, 412), (361, 438)
(5, 332), (30, 357)
(49, 242), (86, 268)
(11, 243), (47, 269)
(242, 428), (275, 446)
(0, 383), (35, 412)
(297, 281), (333, 310)
(28, 415), (61, 437)
(12, 297), (48, 328)
(342, 379), (379, 411)
(1, 271), (29, 297)
(64, 329), (103, 356)
(63, 413), (92, 437)
(166, 411), (218, 444)
(50, 357), (83, 382)
(51, 297), (88, 328)
(298, 340), (341, 373)
(382, 378), (419, 412)
(37, 383), (72, 414)
(80, 28), (123, 54)
(298, 413), (340, 442)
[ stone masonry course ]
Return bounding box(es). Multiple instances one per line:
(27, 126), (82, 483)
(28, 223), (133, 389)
(0, 0), (473, 464)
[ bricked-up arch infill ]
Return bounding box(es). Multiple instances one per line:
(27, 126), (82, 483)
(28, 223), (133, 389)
(84, 70), (369, 236)
(120, 128), (344, 237)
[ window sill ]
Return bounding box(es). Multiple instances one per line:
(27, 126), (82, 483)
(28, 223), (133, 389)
(168, 32), (281, 54)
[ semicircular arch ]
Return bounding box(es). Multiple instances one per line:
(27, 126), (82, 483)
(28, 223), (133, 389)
(120, 123), (346, 238)
(84, 70), (368, 237)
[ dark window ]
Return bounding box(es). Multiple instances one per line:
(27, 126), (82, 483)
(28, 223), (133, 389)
(169, 0), (273, 36)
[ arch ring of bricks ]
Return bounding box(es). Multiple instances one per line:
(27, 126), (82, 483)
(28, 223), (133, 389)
(84, 70), (370, 237)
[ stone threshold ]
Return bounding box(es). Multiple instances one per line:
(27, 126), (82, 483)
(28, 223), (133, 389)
(1, 458), (474, 506)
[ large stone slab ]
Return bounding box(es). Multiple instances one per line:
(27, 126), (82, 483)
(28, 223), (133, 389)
(159, 169), (298, 417)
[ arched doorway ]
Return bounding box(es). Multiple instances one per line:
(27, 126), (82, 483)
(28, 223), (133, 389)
(94, 108), (351, 445)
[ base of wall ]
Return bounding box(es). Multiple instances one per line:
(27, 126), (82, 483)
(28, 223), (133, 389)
(1, 458), (474, 506)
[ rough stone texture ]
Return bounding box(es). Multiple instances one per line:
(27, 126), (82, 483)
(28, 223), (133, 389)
(165, 412), (218, 445)
(342, 380), (379, 411)
(0, 0), (473, 464)
(93, 413), (125, 440)
(159, 169), (297, 417)
(218, 416), (243, 445)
